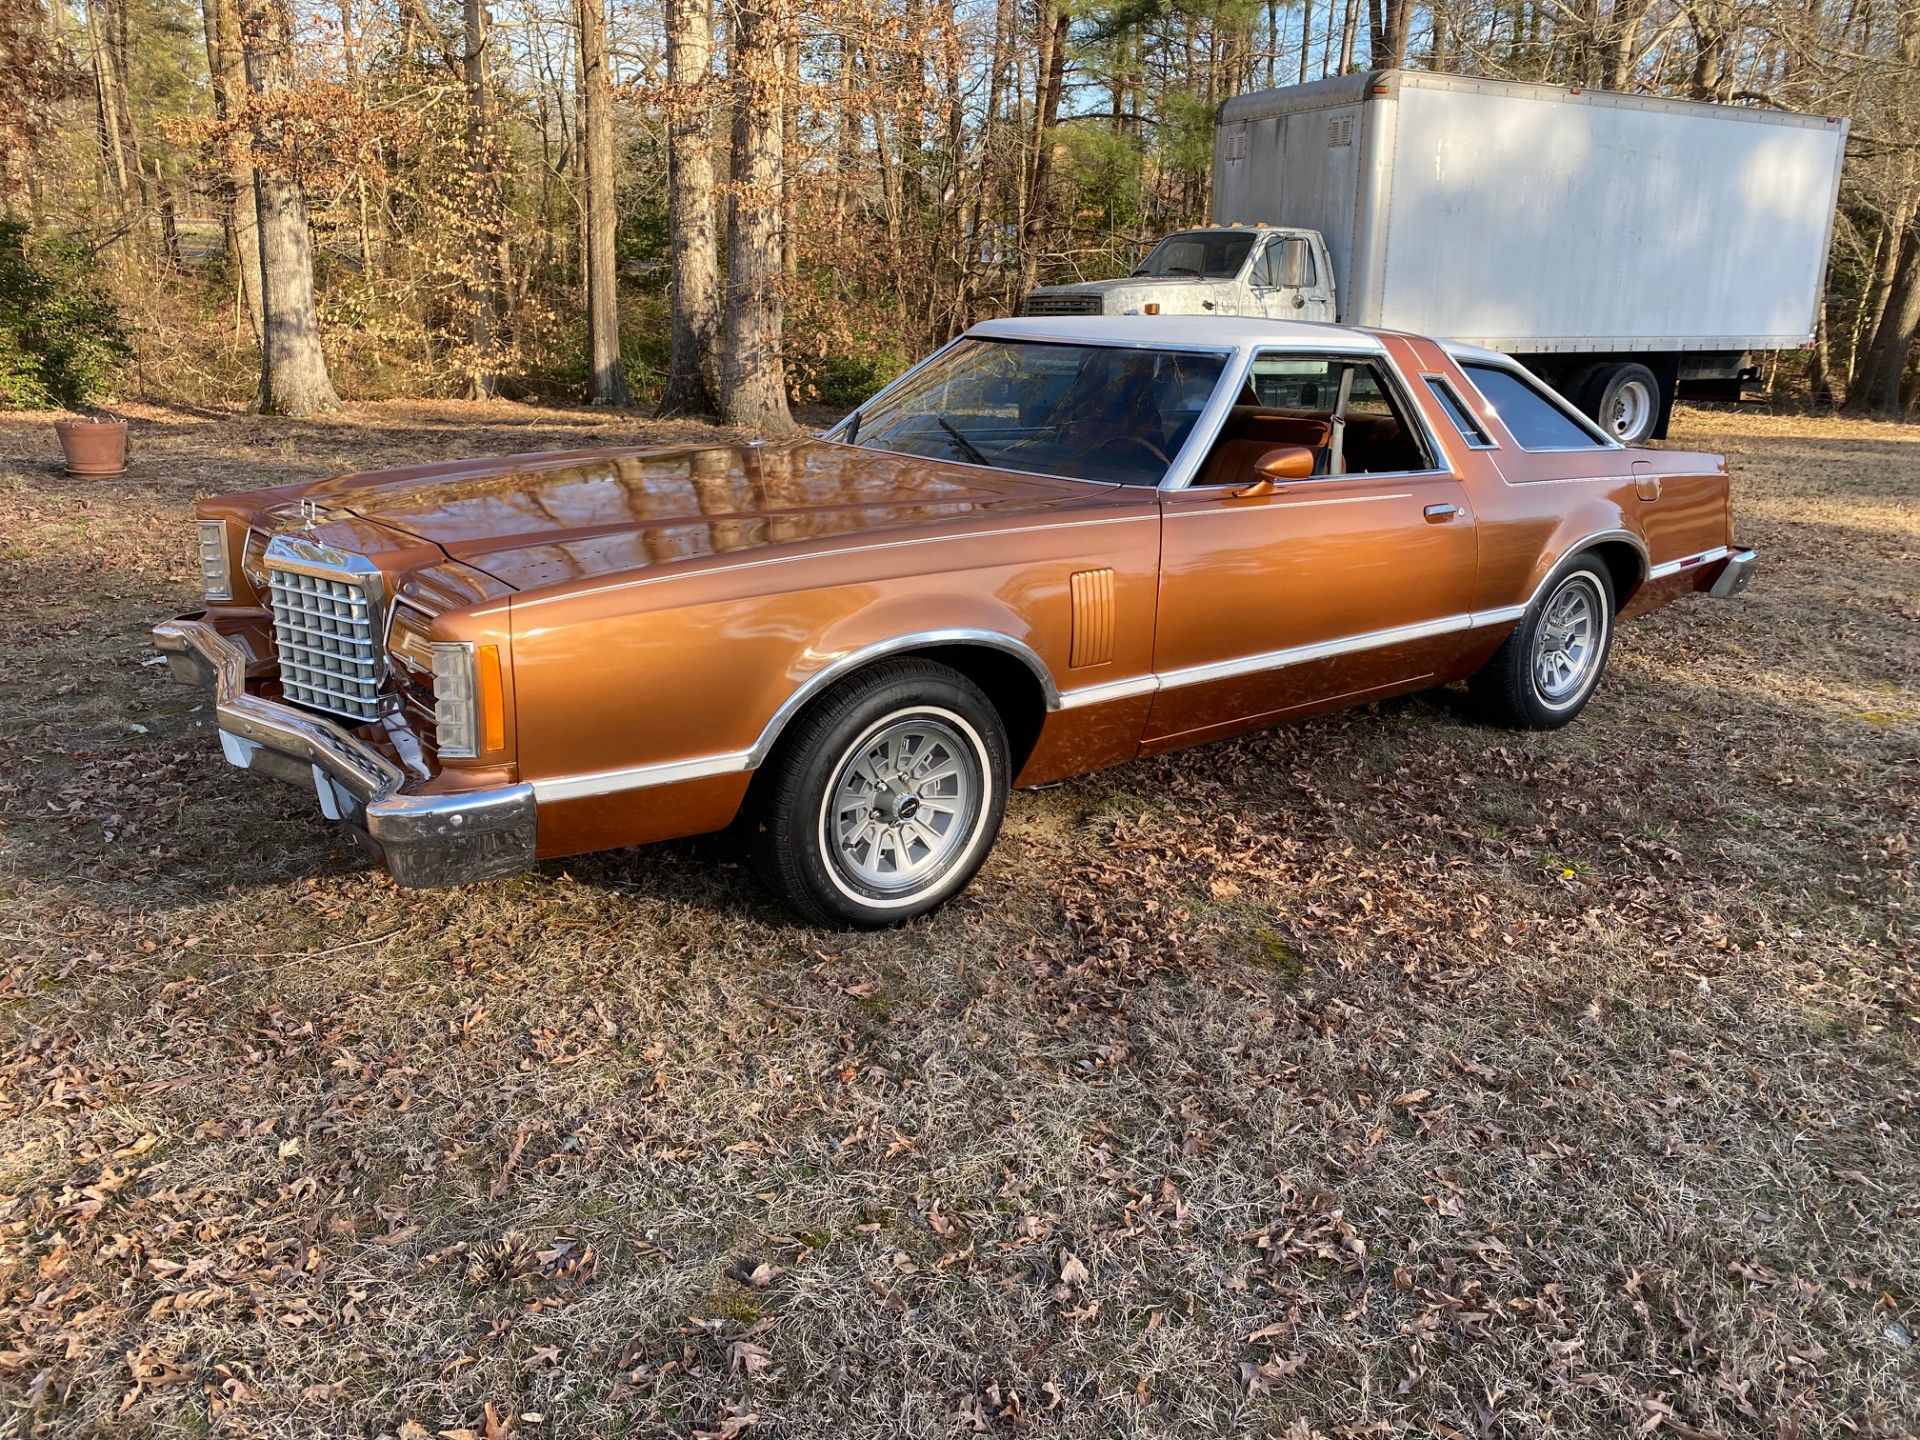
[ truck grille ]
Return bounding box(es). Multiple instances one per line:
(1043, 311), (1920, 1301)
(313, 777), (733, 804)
(264, 539), (393, 724)
(1020, 292), (1104, 316)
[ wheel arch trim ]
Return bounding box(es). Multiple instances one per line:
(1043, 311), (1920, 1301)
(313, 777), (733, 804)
(1477, 528), (1650, 630)
(745, 629), (1061, 770)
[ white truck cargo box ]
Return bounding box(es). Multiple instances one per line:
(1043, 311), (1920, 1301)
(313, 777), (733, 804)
(1212, 70), (1848, 355)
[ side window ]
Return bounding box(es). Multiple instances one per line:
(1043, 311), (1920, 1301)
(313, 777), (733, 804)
(1247, 354), (1338, 409)
(1197, 353), (1437, 484)
(1249, 241), (1279, 287)
(1346, 366), (1395, 417)
(1462, 363), (1606, 450)
(1425, 376), (1494, 448)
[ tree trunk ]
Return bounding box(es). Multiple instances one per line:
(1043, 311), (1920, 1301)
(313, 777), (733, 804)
(576, 0), (631, 405)
(1016, 3), (1070, 299)
(1339, 0), (1359, 73)
(659, 0), (720, 415)
(200, 0), (263, 339)
(1845, 214), (1920, 418)
(721, 0), (796, 432)
(464, 0), (501, 398)
(85, 0), (128, 199)
(240, 0), (340, 416)
(155, 162), (181, 266)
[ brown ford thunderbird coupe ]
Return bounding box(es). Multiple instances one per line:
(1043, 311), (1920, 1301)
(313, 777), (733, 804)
(156, 317), (1754, 925)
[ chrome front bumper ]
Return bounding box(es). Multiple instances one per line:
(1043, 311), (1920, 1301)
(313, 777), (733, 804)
(152, 616), (536, 887)
(1708, 548), (1757, 599)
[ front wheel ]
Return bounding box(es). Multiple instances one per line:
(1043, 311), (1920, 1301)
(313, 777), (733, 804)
(747, 659), (1010, 927)
(1466, 558), (1616, 730)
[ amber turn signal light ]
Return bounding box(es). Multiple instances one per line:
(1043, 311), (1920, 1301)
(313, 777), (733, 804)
(477, 643), (505, 752)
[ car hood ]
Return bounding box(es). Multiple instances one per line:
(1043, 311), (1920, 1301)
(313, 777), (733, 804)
(1025, 276), (1245, 313)
(300, 437), (1110, 594)
(1032, 276), (1225, 295)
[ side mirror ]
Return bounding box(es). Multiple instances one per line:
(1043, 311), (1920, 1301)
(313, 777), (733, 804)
(1278, 241), (1309, 289)
(1257, 444), (1316, 480)
(1231, 444), (1316, 497)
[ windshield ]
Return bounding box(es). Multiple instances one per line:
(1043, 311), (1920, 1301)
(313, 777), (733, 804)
(1133, 230), (1255, 280)
(845, 339), (1228, 487)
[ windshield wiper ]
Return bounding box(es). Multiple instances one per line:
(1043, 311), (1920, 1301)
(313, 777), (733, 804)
(844, 409), (862, 444)
(937, 417), (989, 467)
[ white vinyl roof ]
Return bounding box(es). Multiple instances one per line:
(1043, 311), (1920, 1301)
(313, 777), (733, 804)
(1437, 338), (1514, 366)
(967, 314), (1387, 355)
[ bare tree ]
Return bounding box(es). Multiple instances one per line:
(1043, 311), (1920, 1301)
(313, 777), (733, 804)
(1369, 0), (1413, 68)
(1847, 217), (1920, 416)
(84, 0), (129, 199)
(575, 0), (631, 405)
(238, 0), (339, 415)
(464, 0), (501, 397)
(198, 0), (262, 338)
(1016, 0), (1071, 298)
(658, 0), (719, 415)
(721, 0), (796, 432)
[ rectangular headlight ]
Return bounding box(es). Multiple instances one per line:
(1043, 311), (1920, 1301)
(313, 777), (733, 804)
(432, 641), (505, 759)
(388, 602), (436, 675)
(240, 527), (270, 594)
(196, 520), (233, 601)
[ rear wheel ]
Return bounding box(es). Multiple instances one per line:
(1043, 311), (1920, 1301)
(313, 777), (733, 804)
(1583, 363), (1660, 444)
(1467, 557), (1616, 730)
(748, 659), (1009, 927)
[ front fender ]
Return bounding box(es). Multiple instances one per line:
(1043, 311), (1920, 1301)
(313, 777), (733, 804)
(748, 601), (1062, 768)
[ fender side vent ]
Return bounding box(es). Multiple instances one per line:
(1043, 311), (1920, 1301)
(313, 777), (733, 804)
(1069, 569), (1116, 668)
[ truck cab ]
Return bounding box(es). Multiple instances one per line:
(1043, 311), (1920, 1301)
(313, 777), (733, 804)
(1021, 226), (1336, 324)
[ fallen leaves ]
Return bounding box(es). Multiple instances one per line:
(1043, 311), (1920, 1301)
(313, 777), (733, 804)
(1, 404), (1915, 1440)
(1057, 1250), (1091, 1289)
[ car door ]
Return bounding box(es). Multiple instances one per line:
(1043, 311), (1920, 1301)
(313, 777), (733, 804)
(1254, 236), (1331, 322)
(1144, 348), (1480, 749)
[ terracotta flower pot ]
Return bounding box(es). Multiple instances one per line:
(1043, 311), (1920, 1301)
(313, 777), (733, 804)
(54, 417), (130, 478)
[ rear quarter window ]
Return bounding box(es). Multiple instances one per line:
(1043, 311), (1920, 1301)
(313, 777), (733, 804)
(1462, 364), (1607, 451)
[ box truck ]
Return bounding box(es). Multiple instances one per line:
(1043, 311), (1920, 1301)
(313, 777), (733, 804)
(1019, 70), (1849, 442)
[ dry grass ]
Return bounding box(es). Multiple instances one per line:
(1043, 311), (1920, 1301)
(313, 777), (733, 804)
(0, 398), (1915, 1440)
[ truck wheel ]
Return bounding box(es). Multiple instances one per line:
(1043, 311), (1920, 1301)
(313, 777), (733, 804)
(1584, 363), (1660, 444)
(1466, 556), (1616, 730)
(748, 659), (1010, 928)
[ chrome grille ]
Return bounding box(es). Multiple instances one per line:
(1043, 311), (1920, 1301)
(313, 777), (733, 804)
(1020, 292), (1104, 316)
(264, 537), (393, 724)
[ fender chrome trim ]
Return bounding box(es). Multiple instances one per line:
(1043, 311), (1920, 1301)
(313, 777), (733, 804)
(528, 629), (1061, 804)
(532, 750), (754, 803)
(1648, 545), (1733, 580)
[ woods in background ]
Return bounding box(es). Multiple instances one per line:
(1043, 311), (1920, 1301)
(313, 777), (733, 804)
(0, 0), (1916, 420)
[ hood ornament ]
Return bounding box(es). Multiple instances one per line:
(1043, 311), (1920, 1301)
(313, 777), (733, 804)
(299, 497), (322, 525)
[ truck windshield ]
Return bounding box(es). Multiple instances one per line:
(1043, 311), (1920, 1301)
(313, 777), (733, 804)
(844, 338), (1227, 487)
(1133, 231), (1255, 279)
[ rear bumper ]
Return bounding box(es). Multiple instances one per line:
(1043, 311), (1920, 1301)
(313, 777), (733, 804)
(1706, 548), (1757, 599)
(152, 615), (536, 887)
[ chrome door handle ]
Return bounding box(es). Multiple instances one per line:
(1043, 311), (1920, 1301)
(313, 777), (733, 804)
(1424, 503), (1460, 522)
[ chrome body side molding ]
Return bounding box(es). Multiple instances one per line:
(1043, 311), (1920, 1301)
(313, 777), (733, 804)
(1648, 545), (1732, 580)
